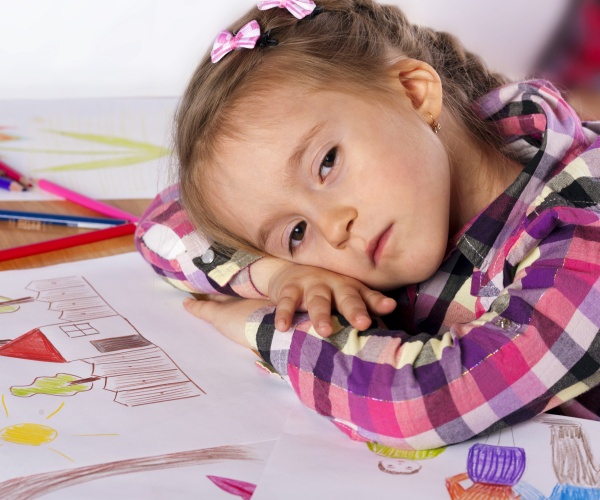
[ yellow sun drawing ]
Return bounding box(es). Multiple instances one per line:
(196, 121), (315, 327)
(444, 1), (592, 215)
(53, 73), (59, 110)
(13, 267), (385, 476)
(0, 394), (117, 462)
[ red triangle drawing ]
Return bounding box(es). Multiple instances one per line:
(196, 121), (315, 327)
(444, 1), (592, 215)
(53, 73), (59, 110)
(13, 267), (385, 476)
(0, 328), (66, 362)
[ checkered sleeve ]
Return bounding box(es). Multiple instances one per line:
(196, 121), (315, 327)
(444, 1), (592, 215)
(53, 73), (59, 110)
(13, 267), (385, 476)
(245, 204), (600, 449)
(247, 224), (600, 449)
(134, 184), (264, 298)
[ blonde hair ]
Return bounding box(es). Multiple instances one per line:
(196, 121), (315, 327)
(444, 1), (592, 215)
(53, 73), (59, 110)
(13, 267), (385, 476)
(177, 0), (509, 254)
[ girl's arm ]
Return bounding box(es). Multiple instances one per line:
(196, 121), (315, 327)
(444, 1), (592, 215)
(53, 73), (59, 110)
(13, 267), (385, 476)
(189, 209), (600, 451)
(135, 184), (266, 298)
(135, 184), (395, 333)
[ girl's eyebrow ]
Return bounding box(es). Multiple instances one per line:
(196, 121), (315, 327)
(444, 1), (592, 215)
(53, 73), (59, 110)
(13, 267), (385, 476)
(284, 121), (327, 187)
(256, 121), (328, 249)
(257, 212), (283, 250)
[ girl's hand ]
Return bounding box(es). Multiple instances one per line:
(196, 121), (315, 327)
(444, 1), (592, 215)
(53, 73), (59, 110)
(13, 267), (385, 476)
(268, 262), (396, 337)
(183, 296), (271, 349)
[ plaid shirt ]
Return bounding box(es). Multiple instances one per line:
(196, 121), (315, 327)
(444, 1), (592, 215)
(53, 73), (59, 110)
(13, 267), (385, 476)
(135, 80), (600, 450)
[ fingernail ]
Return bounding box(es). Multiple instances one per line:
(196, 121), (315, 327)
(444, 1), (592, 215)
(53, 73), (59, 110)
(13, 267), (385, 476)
(318, 321), (331, 333)
(276, 319), (287, 331)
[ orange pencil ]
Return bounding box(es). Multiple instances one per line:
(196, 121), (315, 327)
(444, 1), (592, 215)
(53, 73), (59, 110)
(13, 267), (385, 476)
(0, 222), (136, 262)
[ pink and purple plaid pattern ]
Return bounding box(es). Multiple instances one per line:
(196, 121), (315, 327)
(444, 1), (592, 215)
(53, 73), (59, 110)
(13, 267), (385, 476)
(135, 80), (600, 450)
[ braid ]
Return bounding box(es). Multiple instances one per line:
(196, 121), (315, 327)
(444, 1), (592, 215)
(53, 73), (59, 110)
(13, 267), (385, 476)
(177, 0), (514, 252)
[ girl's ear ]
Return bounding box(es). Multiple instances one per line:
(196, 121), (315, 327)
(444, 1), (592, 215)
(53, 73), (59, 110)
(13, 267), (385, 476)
(389, 58), (443, 123)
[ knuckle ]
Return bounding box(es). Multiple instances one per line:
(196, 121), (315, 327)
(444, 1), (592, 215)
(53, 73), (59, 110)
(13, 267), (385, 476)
(337, 294), (363, 311)
(279, 283), (301, 299)
(306, 294), (330, 309)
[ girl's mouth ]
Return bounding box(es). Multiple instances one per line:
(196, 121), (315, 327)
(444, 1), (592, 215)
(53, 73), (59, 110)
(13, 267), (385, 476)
(368, 225), (393, 265)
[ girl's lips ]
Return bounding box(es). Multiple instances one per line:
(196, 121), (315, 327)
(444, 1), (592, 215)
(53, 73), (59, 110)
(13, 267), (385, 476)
(369, 225), (393, 265)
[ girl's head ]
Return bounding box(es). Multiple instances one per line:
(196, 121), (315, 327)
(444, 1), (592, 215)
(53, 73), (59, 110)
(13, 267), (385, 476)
(177, 0), (509, 289)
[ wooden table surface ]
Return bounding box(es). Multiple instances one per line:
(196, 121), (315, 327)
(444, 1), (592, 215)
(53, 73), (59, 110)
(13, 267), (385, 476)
(0, 199), (151, 271)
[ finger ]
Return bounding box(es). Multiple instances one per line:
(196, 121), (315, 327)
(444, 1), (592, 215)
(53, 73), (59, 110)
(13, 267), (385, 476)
(334, 288), (373, 331)
(206, 294), (241, 303)
(305, 286), (334, 337)
(360, 288), (397, 315)
(274, 285), (302, 331)
(183, 297), (220, 324)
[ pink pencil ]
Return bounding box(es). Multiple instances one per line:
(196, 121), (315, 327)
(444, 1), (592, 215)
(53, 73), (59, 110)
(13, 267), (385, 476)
(37, 178), (140, 223)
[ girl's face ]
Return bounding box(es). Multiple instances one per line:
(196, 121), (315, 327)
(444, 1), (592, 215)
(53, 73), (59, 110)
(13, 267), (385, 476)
(212, 84), (451, 290)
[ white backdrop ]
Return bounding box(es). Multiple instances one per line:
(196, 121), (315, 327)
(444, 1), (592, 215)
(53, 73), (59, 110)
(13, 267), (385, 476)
(0, 0), (569, 100)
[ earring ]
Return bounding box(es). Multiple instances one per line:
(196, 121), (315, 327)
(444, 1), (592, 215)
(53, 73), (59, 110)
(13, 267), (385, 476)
(427, 112), (441, 134)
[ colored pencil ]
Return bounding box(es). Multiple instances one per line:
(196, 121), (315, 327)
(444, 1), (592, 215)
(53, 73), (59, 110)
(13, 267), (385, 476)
(0, 222), (136, 262)
(0, 159), (34, 188)
(0, 176), (25, 192)
(0, 209), (129, 229)
(36, 178), (140, 223)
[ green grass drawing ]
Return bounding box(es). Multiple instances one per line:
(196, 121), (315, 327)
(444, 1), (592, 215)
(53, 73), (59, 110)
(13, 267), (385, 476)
(0, 129), (170, 172)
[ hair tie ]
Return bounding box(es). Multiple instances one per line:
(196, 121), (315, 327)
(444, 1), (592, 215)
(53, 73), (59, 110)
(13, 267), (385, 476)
(210, 20), (262, 63)
(257, 30), (279, 47)
(257, 0), (317, 19)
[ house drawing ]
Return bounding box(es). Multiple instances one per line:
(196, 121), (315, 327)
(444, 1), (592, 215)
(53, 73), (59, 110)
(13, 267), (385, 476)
(0, 276), (205, 406)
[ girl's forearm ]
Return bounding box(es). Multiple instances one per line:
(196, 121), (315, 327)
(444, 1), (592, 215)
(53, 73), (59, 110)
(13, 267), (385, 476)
(248, 256), (290, 297)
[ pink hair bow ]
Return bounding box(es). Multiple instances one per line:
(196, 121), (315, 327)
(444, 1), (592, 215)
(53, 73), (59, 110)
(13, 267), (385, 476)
(211, 20), (261, 63)
(257, 0), (317, 20)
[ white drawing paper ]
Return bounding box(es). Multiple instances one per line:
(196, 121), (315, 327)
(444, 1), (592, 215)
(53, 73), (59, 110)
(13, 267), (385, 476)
(0, 252), (297, 493)
(1, 252), (599, 499)
(0, 98), (178, 201)
(254, 406), (600, 498)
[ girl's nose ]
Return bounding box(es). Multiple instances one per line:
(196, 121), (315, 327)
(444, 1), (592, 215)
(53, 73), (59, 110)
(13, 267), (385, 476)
(319, 206), (357, 249)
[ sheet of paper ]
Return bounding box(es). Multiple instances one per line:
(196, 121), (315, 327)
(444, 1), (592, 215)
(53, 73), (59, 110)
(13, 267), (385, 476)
(33, 440), (274, 500)
(2, 252), (599, 499)
(0, 253), (297, 495)
(0, 98), (178, 201)
(254, 408), (600, 499)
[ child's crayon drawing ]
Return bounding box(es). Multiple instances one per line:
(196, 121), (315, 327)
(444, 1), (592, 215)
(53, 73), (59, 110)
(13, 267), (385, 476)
(1, 253), (599, 498)
(0, 276), (205, 407)
(0, 296), (22, 315)
(207, 475), (257, 499)
(0, 394), (119, 465)
(0, 253), (293, 494)
(0, 98), (177, 200)
(0, 129), (169, 173)
(367, 441), (447, 475)
(0, 444), (263, 499)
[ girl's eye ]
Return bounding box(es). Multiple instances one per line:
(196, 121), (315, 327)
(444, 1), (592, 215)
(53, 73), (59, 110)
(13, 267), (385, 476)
(288, 221), (307, 255)
(319, 147), (337, 182)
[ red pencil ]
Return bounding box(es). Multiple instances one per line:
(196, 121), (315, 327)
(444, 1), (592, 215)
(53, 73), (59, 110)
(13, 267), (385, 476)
(0, 159), (34, 188)
(0, 222), (136, 262)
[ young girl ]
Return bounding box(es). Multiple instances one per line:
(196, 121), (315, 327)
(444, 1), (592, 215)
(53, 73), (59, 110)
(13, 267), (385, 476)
(135, 0), (600, 450)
